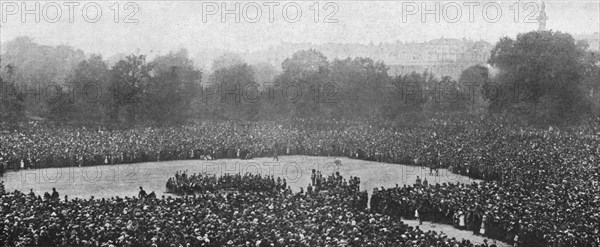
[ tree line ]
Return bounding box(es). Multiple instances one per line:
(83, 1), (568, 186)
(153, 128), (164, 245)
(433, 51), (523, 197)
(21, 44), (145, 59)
(1, 31), (599, 127)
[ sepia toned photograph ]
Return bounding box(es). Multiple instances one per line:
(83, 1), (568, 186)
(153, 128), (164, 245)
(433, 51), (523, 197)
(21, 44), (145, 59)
(0, 1), (599, 246)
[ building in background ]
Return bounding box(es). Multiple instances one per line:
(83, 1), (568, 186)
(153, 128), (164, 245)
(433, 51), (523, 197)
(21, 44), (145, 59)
(237, 38), (493, 80)
(196, 1), (596, 80)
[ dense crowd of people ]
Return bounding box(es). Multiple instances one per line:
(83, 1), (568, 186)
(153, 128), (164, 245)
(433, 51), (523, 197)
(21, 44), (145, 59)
(1, 172), (502, 247)
(1, 115), (600, 246)
(0, 117), (480, 172)
(371, 180), (600, 247)
(312, 169), (361, 194)
(165, 170), (367, 208)
(165, 172), (291, 195)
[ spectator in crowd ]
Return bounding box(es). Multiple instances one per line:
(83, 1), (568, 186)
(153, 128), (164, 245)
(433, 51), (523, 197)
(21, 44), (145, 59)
(51, 188), (59, 201)
(0, 115), (598, 246)
(1, 172), (500, 247)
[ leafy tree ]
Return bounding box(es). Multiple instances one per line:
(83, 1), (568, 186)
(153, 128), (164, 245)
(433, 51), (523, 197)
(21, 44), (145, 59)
(145, 49), (202, 124)
(211, 53), (245, 72)
(65, 54), (111, 123)
(388, 71), (435, 113)
(108, 54), (151, 124)
(488, 31), (592, 124)
(0, 36), (85, 118)
(281, 49), (329, 81)
(458, 64), (493, 113)
(328, 57), (389, 118)
(207, 63), (258, 120)
(434, 76), (469, 112)
(275, 49), (329, 118)
(579, 46), (600, 115)
(45, 92), (76, 122)
(253, 62), (279, 87)
(0, 61), (24, 123)
(0, 37), (85, 84)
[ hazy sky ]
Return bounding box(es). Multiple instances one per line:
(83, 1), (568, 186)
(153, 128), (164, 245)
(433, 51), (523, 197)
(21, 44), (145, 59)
(1, 1), (599, 58)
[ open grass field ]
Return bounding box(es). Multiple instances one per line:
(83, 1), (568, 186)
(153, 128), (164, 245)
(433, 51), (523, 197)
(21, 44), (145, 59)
(1, 155), (478, 199)
(1, 155), (509, 246)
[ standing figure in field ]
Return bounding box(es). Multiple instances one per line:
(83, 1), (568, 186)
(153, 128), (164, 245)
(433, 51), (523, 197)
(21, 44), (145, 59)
(436, 156), (441, 176)
(415, 206), (422, 225)
(429, 163), (435, 176)
(429, 155), (440, 176)
(430, 163), (440, 176)
(334, 158), (342, 173)
(138, 186), (147, 199)
(272, 143), (279, 161)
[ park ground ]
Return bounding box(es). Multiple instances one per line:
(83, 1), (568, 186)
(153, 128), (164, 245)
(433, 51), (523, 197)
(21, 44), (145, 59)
(1, 155), (509, 246)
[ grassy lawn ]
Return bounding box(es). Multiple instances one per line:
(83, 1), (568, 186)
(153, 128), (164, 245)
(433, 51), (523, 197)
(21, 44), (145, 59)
(2, 155), (478, 199)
